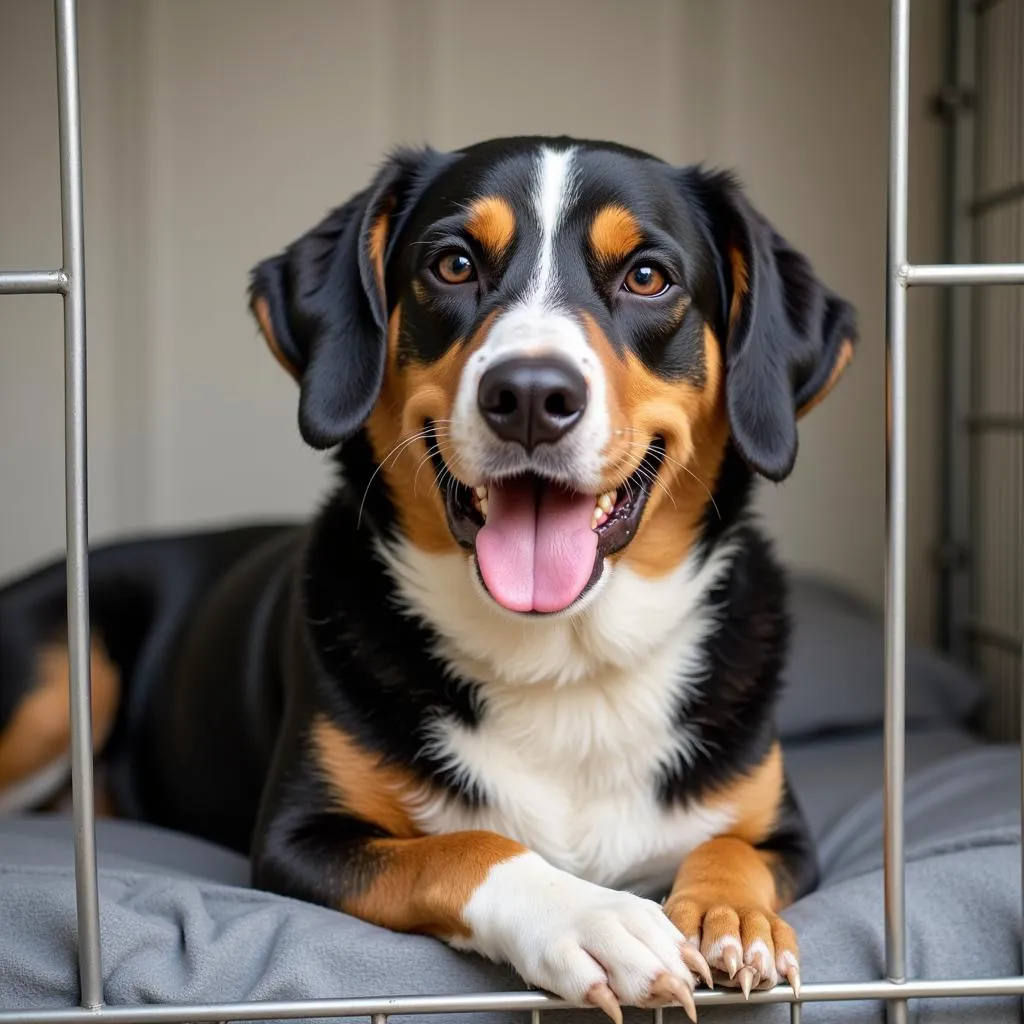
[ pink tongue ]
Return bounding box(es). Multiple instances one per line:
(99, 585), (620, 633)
(475, 478), (599, 614)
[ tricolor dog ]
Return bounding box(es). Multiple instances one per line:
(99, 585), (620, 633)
(0, 136), (857, 1020)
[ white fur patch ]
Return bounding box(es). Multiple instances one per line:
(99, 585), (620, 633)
(453, 849), (693, 1005)
(377, 534), (737, 894)
(525, 146), (576, 310)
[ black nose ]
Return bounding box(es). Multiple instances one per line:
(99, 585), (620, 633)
(477, 355), (588, 451)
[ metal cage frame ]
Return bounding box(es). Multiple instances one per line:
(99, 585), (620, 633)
(1, 1), (1024, 1021)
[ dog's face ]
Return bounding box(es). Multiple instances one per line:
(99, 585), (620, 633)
(251, 137), (856, 617)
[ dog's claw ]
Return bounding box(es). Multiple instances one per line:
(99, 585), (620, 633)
(737, 966), (756, 1000)
(677, 983), (698, 1022)
(587, 982), (623, 1024)
(647, 973), (697, 1021)
(682, 945), (713, 989)
(722, 946), (741, 980)
(785, 964), (801, 1000)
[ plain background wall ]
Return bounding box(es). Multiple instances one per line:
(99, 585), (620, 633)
(0, 0), (947, 643)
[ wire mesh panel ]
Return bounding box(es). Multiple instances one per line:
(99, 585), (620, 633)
(1, 0), (1023, 1021)
(967, 0), (1024, 740)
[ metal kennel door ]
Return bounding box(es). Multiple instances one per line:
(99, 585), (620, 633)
(1, 2), (1023, 1023)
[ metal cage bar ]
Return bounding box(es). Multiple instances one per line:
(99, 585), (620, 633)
(883, 4), (912, 1022)
(1, 0), (1024, 1020)
(0, 0), (103, 1011)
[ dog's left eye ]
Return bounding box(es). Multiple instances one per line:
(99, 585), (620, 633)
(433, 252), (477, 285)
(623, 264), (670, 297)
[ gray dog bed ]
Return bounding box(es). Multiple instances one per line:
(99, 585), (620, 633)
(1, 576), (1018, 1023)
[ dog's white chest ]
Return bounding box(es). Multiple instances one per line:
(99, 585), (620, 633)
(380, 535), (741, 891)
(413, 646), (735, 893)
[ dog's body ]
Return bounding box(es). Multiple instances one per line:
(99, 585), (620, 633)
(0, 136), (856, 1019)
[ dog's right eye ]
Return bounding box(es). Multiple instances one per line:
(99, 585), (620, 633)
(433, 252), (477, 285)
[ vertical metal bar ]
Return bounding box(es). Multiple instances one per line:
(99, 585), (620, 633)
(1016, 0), (1024, 975)
(54, 0), (103, 1010)
(885, 2), (911, 1023)
(790, 1002), (802, 1024)
(1015, 0), (1024, 985)
(1018, 0), (1024, 972)
(939, 0), (978, 662)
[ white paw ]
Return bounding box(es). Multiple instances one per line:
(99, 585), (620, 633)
(455, 852), (705, 1021)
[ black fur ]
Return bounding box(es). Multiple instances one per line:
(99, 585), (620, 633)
(0, 135), (856, 923)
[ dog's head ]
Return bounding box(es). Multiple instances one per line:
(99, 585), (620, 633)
(250, 137), (856, 618)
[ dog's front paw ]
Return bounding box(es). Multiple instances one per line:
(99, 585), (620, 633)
(664, 899), (800, 999)
(457, 853), (710, 1022)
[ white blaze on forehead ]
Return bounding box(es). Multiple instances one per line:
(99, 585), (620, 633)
(524, 146), (577, 310)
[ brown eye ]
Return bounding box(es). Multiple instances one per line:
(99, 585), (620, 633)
(623, 264), (668, 297)
(435, 252), (476, 285)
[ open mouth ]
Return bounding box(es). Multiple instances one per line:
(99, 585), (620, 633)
(426, 422), (666, 615)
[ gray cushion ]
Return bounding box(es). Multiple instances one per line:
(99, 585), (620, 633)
(778, 575), (985, 740)
(2, 728), (1019, 1023)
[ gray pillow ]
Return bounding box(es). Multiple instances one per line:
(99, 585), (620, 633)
(777, 574), (985, 740)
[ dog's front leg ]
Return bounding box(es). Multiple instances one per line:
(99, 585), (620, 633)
(663, 835), (802, 999)
(257, 824), (705, 1022)
(662, 743), (817, 998)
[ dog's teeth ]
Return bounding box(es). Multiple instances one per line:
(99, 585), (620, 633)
(479, 497), (489, 520)
(475, 486), (488, 499)
(591, 506), (602, 529)
(597, 491), (615, 515)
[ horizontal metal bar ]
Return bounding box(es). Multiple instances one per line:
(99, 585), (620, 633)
(965, 619), (1024, 653)
(0, 269), (69, 295)
(10, 977), (1024, 1024)
(901, 262), (1024, 285)
(971, 180), (1024, 216)
(966, 413), (1024, 431)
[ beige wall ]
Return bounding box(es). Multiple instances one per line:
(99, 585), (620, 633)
(0, 0), (947, 642)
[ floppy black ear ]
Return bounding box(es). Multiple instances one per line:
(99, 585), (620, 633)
(248, 148), (447, 449)
(684, 169), (858, 482)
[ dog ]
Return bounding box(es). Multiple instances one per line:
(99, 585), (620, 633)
(0, 135), (856, 1020)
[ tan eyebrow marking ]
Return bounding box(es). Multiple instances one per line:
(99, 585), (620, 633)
(465, 196), (517, 261)
(589, 204), (643, 266)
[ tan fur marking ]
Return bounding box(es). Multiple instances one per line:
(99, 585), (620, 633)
(728, 245), (748, 334)
(582, 313), (730, 579)
(310, 715), (420, 838)
(797, 337), (855, 419)
(342, 832), (528, 938)
(665, 837), (780, 921)
(589, 205), (643, 266)
(0, 639), (120, 792)
(465, 196), (516, 261)
(367, 210), (390, 298)
(252, 295), (300, 382)
(710, 741), (784, 846)
(365, 307), (501, 553)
